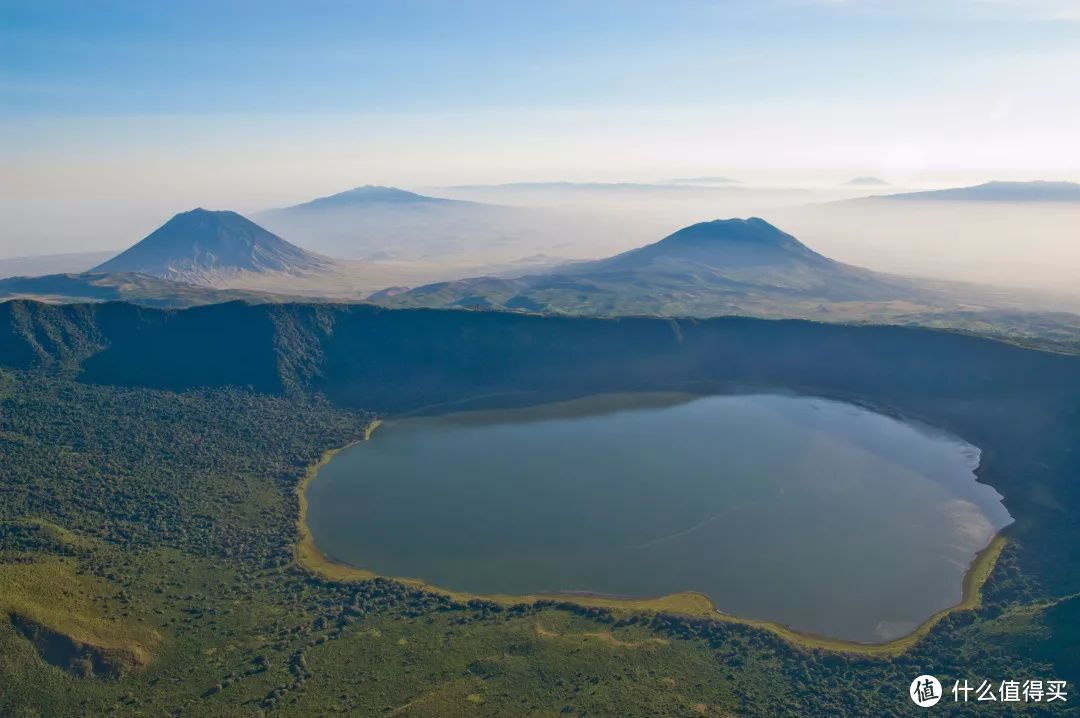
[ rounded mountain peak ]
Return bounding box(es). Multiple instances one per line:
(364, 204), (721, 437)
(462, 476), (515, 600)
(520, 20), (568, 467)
(657, 218), (798, 247)
(286, 185), (447, 210)
(585, 217), (828, 272)
(648, 217), (816, 255)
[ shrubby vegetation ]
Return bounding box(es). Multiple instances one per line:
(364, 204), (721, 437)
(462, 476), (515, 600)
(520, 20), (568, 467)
(0, 371), (1074, 716)
(1, 299), (1078, 716)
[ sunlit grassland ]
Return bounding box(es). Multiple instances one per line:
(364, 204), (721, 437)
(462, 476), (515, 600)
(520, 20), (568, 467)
(0, 553), (158, 667)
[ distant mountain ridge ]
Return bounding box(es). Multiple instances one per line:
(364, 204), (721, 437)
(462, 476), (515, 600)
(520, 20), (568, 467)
(255, 185), (551, 262)
(369, 217), (1080, 351)
(443, 181), (744, 192)
(874, 180), (1080, 202)
(668, 176), (740, 185)
(268, 185), (472, 212)
(5, 215), (1078, 351)
(843, 177), (889, 187)
(376, 218), (917, 311)
(0, 250), (119, 279)
(93, 208), (335, 283)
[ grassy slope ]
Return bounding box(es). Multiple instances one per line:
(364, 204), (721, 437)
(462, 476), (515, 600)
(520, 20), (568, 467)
(0, 551), (158, 667)
(1, 370), (1075, 717)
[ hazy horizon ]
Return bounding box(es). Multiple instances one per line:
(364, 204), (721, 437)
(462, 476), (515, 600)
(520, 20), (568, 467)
(2, 0), (1079, 298)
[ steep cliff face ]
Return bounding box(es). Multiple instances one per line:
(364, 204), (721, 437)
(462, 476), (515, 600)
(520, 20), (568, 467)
(2, 299), (1075, 413)
(0, 300), (109, 370)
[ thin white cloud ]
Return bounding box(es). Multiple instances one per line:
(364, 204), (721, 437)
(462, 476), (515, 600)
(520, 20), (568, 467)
(790, 0), (1080, 21)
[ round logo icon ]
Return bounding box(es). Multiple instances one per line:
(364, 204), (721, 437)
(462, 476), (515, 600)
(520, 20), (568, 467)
(910, 675), (943, 707)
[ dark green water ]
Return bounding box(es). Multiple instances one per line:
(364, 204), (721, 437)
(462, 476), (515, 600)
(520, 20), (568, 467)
(306, 393), (1012, 642)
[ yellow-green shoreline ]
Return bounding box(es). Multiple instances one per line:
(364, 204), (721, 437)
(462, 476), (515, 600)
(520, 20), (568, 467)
(295, 418), (1008, 657)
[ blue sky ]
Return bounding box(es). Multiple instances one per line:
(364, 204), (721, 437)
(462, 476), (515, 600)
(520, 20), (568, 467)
(2, 0), (1079, 253)
(4, 1), (1078, 116)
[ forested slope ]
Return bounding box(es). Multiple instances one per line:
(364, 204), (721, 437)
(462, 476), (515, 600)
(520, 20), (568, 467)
(1, 299), (1078, 716)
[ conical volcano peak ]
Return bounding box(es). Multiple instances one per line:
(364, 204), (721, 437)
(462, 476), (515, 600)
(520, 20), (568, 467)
(92, 209), (333, 282)
(180, 207), (233, 217)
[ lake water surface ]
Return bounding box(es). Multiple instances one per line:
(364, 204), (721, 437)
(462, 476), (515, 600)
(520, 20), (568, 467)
(306, 393), (1012, 642)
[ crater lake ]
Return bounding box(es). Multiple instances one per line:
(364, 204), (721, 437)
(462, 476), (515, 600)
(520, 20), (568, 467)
(305, 393), (1013, 642)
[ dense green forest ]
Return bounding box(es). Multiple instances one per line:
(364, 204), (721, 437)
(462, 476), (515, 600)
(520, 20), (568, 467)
(1, 300), (1078, 716)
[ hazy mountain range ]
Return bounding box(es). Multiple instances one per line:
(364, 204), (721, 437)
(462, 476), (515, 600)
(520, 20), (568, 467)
(276, 185), (467, 210)
(7, 179), (1073, 284)
(443, 181), (747, 192)
(843, 177), (889, 187)
(371, 217), (1080, 351)
(667, 176), (740, 185)
(372, 218), (907, 308)
(869, 180), (1080, 202)
(255, 185), (569, 264)
(2, 180), (1078, 350)
(0, 250), (119, 279)
(764, 180), (1080, 298)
